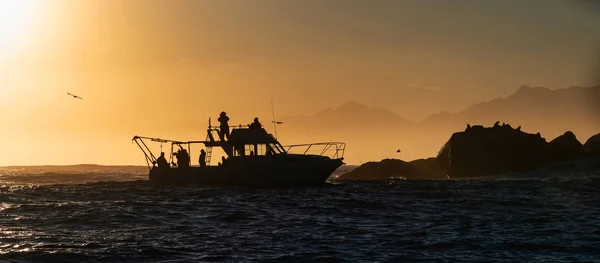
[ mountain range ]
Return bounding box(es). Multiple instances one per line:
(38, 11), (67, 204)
(282, 85), (600, 130)
(277, 85), (600, 164)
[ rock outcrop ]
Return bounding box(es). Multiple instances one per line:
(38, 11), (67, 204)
(548, 131), (585, 160)
(584, 133), (600, 153)
(338, 123), (600, 181)
(436, 123), (550, 178)
(338, 158), (446, 180)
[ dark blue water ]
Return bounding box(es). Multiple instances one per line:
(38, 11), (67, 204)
(1, 168), (600, 262)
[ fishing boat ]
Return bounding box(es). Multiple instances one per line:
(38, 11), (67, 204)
(132, 118), (346, 187)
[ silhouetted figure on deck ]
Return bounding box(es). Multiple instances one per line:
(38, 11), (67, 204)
(249, 117), (262, 130)
(199, 149), (207, 167)
(218, 111), (230, 141)
(249, 117), (262, 154)
(174, 147), (190, 168)
(156, 152), (169, 168)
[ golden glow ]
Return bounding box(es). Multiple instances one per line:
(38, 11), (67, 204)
(0, 1), (597, 166)
(0, 0), (39, 53)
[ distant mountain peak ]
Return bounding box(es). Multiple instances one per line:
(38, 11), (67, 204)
(509, 85), (551, 99)
(292, 101), (412, 126)
(335, 101), (368, 111)
(519, 85), (533, 90)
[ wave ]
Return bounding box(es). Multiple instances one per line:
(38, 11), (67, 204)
(0, 164), (358, 185)
(0, 165), (147, 184)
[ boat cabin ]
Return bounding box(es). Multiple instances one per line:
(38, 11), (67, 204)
(224, 127), (287, 157)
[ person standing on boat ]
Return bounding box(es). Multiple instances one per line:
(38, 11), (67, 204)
(155, 152), (169, 168)
(174, 146), (190, 168)
(249, 117), (262, 155)
(199, 149), (207, 167)
(218, 111), (230, 141)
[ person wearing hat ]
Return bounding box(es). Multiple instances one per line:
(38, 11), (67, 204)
(218, 111), (230, 141)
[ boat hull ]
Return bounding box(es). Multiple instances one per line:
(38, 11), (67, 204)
(148, 155), (344, 187)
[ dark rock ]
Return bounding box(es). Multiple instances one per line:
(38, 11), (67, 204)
(436, 124), (550, 178)
(338, 158), (446, 180)
(341, 125), (597, 180)
(548, 131), (584, 160)
(408, 158), (447, 179)
(584, 133), (600, 153)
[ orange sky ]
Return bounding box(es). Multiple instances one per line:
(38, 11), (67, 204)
(1, 0), (600, 165)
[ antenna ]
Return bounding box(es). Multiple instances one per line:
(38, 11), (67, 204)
(271, 98), (283, 140)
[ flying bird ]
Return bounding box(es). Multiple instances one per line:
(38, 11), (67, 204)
(67, 92), (82, 99)
(272, 121), (283, 124)
(397, 149), (401, 153)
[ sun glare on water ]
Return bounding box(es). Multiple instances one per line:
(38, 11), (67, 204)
(0, 0), (40, 52)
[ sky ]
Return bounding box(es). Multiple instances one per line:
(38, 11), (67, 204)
(1, 0), (600, 165)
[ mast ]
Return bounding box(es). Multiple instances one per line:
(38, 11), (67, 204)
(271, 98), (284, 140)
(271, 98), (278, 139)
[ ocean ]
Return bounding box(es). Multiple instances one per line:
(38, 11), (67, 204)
(1, 165), (599, 262)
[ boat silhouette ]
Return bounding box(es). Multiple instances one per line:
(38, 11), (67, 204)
(132, 118), (345, 187)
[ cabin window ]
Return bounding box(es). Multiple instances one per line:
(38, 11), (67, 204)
(244, 144), (254, 155)
(269, 143), (285, 154)
(233, 143), (285, 156)
(233, 145), (246, 156)
(237, 144), (270, 156)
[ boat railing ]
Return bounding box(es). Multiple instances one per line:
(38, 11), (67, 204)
(208, 124), (251, 130)
(205, 123), (251, 145)
(132, 135), (209, 170)
(283, 142), (346, 159)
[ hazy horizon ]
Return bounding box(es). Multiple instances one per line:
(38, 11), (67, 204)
(2, 0), (600, 165)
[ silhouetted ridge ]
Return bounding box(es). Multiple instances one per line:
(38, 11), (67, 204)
(315, 101), (406, 120)
(339, 122), (600, 180)
(337, 158), (445, 180)
(507, 85), (551, 99)
(548, 131), (585, 159)
(277, 84), (599, 164)
(435, 123), (551, 178)
(584, 133), (600, 153)
(281, 101), (411, 129)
